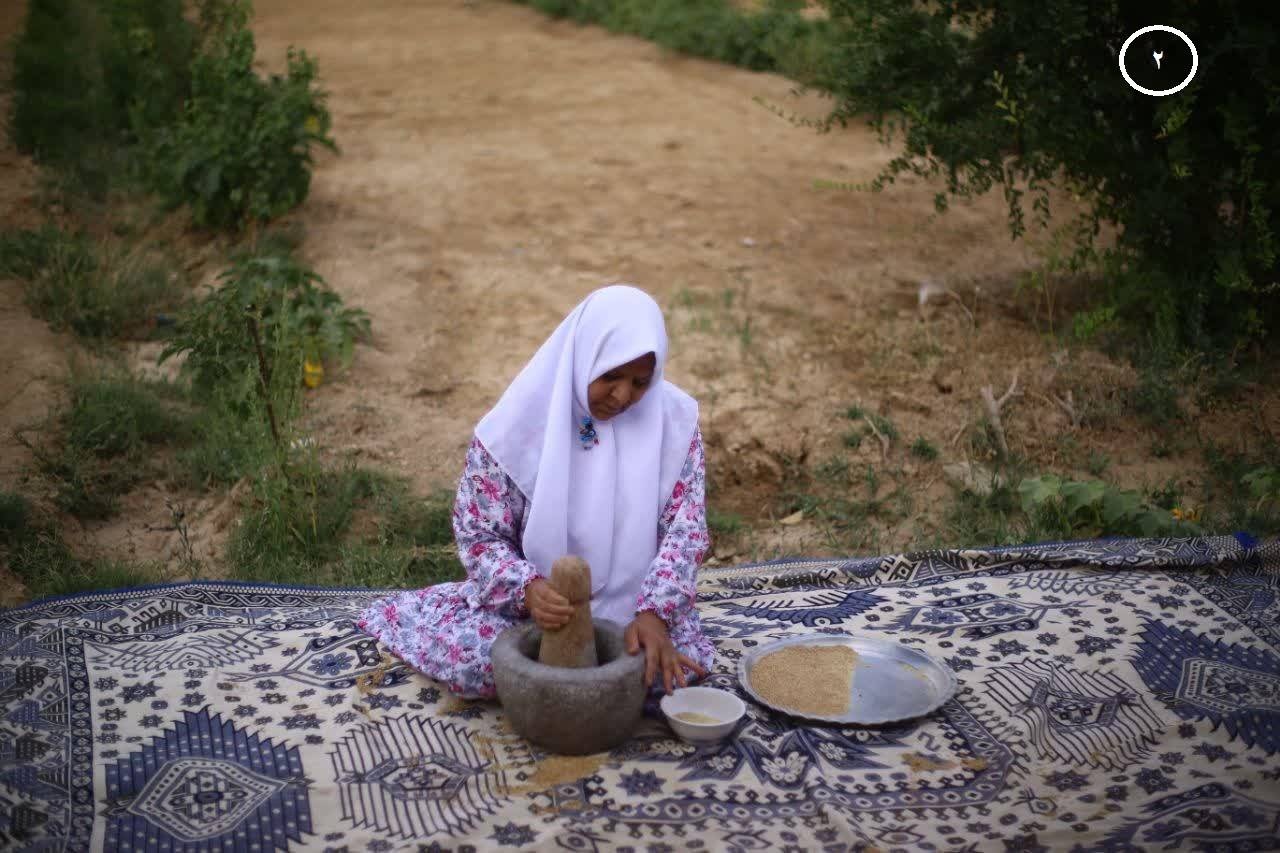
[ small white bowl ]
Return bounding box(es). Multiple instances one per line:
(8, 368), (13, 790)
(660, 686), (745, 744)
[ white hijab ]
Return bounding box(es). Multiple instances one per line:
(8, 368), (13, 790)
(475, 285), (699, 624)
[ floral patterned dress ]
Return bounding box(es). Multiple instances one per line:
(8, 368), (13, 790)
(357, 429), (716, 699)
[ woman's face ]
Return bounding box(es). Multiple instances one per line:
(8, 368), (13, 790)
(588, 352), (656, 421)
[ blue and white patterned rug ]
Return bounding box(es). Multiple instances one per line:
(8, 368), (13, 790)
(3, 535), (1279, 851)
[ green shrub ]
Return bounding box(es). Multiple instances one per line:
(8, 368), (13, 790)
(174, 376), (275, 487)
(107, 0), (197, 136)
(8, 0), (194, 192)
(1131, 367), (1184, 426)
(1243, 466), (1280, 513)
(516, 0), (831, 74)
(1201, 442), (1280, 536)
(815, 0), (1280, 352)
(1017, 475), (1197, 538)
(160, 251), (369, 396)
(148, 1), (336, 230)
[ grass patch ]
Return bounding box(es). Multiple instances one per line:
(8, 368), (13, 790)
(708, 507), (745, 539)
(939, 434), (1280, 549)
(943, 482), (1060, 548)
(0, 224), (183, 340)
(1, 489), (161, 601)
(227, 462), (462, 587)
(0, 491), (35, 546)
(910, 437), (939, 461)
(841, 405), (898, 449)
(779, 458), (910, 553)
(1085, 450), (1111, 477)
(1200, 440), (1280, 536)
(516, 0), (833, 79)
(17, 369), (194, 519)
(173, 375), (277, 488)
(64, 372), (192, 456)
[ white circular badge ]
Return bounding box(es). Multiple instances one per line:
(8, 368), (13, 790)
(1119, 25), (1198, 96)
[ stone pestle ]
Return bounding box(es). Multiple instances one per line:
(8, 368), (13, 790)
(537, 556), (598, 668)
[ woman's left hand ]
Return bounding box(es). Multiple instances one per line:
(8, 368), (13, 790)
(625, 611), (708, 694)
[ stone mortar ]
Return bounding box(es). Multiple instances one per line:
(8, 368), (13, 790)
(491, 618), (645, 755)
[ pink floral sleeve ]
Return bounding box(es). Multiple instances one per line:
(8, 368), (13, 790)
(636, 429), (710, 630)
(453, 437), (541, 617)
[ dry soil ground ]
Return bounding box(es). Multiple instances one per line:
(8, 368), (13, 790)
(2, 0), (1277, 588)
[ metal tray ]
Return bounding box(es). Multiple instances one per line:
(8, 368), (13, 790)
(737, 633), (958, 725)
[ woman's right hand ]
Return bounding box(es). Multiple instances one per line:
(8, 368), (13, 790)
(524, 578), (575, 630)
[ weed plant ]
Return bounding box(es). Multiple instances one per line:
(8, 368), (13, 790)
(1, 490), (161, 599)
(0, 225), (179, 340)
(160, 250), (369, 396)
(9, 0), (334, 227)
(16, 371), (193, 519)
(146, 1), (337, 230)
(228, 461), (463, 587)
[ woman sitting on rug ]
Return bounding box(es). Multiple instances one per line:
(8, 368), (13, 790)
(358, 285), (715, 699)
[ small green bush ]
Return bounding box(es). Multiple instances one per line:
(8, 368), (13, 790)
(1017, 475), (1197, 538)
(148, 1), (336, 230)
(8, 0), (195, 193)
(64, 374), (191, 457)
(19, 372), (193, 519)
(815, 0), (1280, 352)
(517, 0), (831, 74)
(160, 251), (369, 395)
(1, 225), (179, 339)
